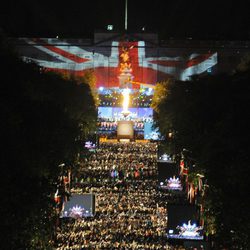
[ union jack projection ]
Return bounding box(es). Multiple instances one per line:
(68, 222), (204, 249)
(18, 38), (218, 88)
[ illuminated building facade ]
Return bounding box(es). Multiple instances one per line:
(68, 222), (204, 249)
(14, 32), (250, 139)
(14, 32), (250, 88)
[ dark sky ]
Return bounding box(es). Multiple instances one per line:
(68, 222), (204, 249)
(1, 0), (249, 40)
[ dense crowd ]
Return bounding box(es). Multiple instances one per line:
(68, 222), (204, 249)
(55, 142), (186, 250)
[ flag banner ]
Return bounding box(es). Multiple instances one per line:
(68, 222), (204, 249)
(183, 167), (188, 176)
(17, 38), (218, 88)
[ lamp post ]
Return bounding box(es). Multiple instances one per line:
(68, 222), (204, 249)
(125, 0), (128, 31)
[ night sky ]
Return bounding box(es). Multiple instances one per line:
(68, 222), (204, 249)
(1, 0), (249, 40)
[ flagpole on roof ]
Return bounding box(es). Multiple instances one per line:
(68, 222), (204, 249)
(125, 0), (128, 31)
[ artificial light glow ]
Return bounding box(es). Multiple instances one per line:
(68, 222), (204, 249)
(178, 220), (203, 237)
(69, 205), (84, 218)
(122, 88), (130, 112)
(107, 25), (113, 31)
(167, 176), (182, 190)
(168, 220), (204, 240)
(162, 154), (170, 161)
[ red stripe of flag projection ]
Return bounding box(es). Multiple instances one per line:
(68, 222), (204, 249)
(19, 38), (218, 89)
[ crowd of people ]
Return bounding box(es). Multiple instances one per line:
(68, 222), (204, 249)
(55, 142), (187, 250)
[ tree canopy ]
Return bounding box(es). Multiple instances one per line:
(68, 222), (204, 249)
(153, 71), (250, 248)
(0, 32), (97, 249)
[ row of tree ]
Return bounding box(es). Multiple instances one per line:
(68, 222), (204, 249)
(0, 33), (97, 249)
(152, 63), (250, 248)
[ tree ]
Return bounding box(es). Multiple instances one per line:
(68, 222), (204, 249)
(152, 71), (250, 248)
(0, 33), (97, 249)
(69, 69), (100, 108)
(236, 53), (250, 72)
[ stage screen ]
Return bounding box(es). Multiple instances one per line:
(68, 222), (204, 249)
(61, 194), (95, 218)
(98, 107), (153, 120)
(167, 204), (203, 240)
(144, 122), (162, 140)
(157, 162), (182, 190)
(158, 162), (179, 183)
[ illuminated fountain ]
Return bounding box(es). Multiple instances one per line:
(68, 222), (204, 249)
(117, 88), (134, 141)
(121, 88), (130, 118)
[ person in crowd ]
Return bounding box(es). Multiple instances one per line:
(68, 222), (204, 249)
(55, 142), (185, 250)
